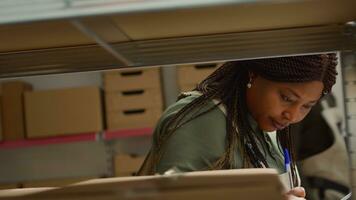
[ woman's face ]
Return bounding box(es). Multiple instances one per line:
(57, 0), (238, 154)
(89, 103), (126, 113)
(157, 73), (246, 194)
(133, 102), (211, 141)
(245, 73), (324, 132)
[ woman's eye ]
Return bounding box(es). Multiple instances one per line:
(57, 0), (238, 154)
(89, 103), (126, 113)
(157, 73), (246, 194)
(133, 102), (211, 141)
(281, 94), (293, 102)
(302, 104), (313, 110)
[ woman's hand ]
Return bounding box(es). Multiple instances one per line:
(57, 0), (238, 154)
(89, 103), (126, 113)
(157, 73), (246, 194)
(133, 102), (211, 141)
(285, 187), (306, 200)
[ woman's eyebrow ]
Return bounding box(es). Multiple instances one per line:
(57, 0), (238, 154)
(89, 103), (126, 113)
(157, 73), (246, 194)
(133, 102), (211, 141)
(287, 88), (319, 103)
(286, 88), (301, 99)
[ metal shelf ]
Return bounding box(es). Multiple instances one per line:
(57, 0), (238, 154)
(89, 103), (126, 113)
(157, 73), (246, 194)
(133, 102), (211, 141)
(1, 24), (355, 78)
(0, 127), (153, 183)
(0, 141), (111, 183)
(0, 0), (355, 78)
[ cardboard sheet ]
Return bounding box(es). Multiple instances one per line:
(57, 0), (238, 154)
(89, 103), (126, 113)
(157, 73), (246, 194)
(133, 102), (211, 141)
(0, 168), (284, 200)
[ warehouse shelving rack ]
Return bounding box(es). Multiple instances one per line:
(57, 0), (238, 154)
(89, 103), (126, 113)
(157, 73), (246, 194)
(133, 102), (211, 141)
(0, 0), (356, 196)
(1, 0), (356, 77)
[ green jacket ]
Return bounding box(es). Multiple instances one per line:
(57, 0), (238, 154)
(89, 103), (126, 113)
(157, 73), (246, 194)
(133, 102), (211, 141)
(139, 92), (286, 175)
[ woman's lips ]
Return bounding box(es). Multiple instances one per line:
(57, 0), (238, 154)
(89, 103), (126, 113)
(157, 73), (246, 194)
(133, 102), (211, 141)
(270, 118), (288, 130)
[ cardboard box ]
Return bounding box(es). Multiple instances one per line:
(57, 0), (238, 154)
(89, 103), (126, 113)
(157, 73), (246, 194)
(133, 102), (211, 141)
(114, 154), (145, 177)
(1, 81), (32, 141)
(106, 108), (161, 130)
(104, 67), (161, 91)
(0, 86), (2, 141)
(347, 102), (356, 115)
(350, 152), (356, 169)
(177, 63), (221, 86)
(345, 84), (356, 99)
(344, 67), (356, 82)
(0, 97), (2, 142)
(0, 169), (285, 200)
(352, 169), (356, 186)
(349, 136), (356, 153)
(349, 119), (356, 135)
(24, 86), (103, 138)
(105, 88), (163, 111)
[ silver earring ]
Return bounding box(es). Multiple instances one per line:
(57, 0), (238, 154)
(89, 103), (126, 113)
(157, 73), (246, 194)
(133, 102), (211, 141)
(247, 82), (252, 88)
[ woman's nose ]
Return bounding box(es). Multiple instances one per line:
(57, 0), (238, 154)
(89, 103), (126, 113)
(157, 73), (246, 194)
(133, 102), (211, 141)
(282, 107), (300, 123)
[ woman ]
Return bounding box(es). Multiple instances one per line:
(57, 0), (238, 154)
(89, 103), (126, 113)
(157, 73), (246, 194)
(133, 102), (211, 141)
(138, 54), (338, 199)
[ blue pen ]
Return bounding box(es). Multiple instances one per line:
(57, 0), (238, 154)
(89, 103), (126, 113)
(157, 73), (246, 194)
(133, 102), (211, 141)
(283, 148), (294, 189)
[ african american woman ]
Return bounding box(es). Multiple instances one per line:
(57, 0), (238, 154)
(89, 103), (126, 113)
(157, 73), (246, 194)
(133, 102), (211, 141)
(138, 54), (338, 200)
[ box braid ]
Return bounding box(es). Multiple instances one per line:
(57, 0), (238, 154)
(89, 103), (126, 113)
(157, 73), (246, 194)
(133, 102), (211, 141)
(150, 54), (337, 183)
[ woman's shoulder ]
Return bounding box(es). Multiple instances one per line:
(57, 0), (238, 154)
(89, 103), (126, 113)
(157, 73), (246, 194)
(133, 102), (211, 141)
(163, 91), (225, 121)
(153, 91), (228, 171)
(142, 91), (227, 175)
(155, 91), (227, 142)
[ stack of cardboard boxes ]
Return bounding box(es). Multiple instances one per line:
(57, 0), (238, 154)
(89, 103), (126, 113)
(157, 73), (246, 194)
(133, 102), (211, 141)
(177, 63), (222, 92)
(0, 82), (104, 189)
(0, 64), (219, 138)
(103, 67), (163, 130)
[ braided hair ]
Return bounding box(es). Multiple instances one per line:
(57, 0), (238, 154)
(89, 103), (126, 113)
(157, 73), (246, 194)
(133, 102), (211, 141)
(151, 53), (337, 185)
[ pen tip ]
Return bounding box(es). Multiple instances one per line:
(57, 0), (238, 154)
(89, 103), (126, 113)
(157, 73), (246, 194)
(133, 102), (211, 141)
(284, 148), (290, 163)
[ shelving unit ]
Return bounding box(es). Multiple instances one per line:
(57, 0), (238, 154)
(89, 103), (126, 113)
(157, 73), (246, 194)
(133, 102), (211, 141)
(0, 0), (356, 196)
(0, 127), (153, 184)
(0, 140), (111, 183)
(342, 52), (356, 196)
(0, 0), (355, 77)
